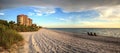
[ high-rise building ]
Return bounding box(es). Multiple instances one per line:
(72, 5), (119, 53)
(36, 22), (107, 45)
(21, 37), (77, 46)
(17, 14), (32, 26)
(27, 18), (32, 26)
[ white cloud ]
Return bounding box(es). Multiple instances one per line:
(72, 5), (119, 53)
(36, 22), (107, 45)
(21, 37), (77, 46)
(57, 18), (65, 21)
(0, 13), (4, 15)
(34, 7), (55, 16)
(55, 15), (83, 24)
(56, 16), (76, 22)
(36, 13), (42, 16)
(28, 12), (35, 16)
(56, 18), (67, 22)
(95, 5), (120, 21)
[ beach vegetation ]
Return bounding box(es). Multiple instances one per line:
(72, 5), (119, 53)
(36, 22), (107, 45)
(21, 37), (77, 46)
(0, 19), (41, 51)
(0, 24), (23, 49)
(0, 19), (42, 32)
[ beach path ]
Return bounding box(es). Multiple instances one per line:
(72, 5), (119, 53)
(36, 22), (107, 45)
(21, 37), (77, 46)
(20, 29), (120, 53)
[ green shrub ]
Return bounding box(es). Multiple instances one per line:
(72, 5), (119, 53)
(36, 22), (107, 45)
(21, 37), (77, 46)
(0, 19), (41, 32)
(0, 24), (23, 49)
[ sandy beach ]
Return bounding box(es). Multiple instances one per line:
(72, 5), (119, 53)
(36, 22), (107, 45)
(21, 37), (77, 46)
(19, 29), (120, 53)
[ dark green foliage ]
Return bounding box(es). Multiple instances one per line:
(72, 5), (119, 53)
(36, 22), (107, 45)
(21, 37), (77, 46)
(0, 20), (9, 26)
(9, 21), (15, 24)
(0, 24), (23, 49)
(0, 19), (41, 32)
(14, 25), (40, 32)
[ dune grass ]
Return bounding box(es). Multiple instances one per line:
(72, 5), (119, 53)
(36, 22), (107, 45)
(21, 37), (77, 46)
(0, 24), (24, 49)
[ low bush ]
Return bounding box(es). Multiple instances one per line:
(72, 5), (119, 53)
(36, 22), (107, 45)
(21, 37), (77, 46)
(0, 24), (23, 49)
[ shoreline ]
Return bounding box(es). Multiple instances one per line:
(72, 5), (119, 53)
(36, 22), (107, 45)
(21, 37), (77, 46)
(20, 29), (120, 53)
(50, 29), (120, 45)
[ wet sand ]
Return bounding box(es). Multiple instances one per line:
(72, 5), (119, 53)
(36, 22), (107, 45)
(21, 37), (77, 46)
(20, 29), (120, 53)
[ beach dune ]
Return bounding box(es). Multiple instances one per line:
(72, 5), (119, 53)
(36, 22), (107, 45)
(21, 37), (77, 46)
(20, 29), (120, 53)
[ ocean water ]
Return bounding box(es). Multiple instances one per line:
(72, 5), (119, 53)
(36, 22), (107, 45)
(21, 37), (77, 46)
(49, 28), (120, 38)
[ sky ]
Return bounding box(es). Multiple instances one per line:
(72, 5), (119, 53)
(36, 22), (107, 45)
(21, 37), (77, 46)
(0, 0), (120, 28)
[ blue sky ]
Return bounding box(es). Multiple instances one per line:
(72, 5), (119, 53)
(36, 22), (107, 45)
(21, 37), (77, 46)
(0, 0), (120, 28)
(0, 7), (99, 27)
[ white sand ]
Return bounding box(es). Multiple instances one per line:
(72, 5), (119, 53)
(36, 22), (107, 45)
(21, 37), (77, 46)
(19, 29), (120, 53)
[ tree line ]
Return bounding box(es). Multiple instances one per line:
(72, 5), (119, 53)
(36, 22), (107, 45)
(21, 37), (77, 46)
(0, 19), (42, 32)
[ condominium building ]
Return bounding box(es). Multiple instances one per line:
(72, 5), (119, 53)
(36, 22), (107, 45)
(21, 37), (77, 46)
(27, 18), (32, 26)
(17, 14), (32, 26)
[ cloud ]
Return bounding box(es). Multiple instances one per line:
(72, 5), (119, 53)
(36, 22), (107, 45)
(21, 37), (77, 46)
(95, 5), (120, 21)
(0, 0), (120, 12)
(33, 7), (55, 16)
(36, 13), (42, 16)
(56, 18), (69, 22)
(0, 13), (4, 15)
(56, 16), (79, 22)
(56, 18), (65, 21)
(28, 12), (35, 16)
